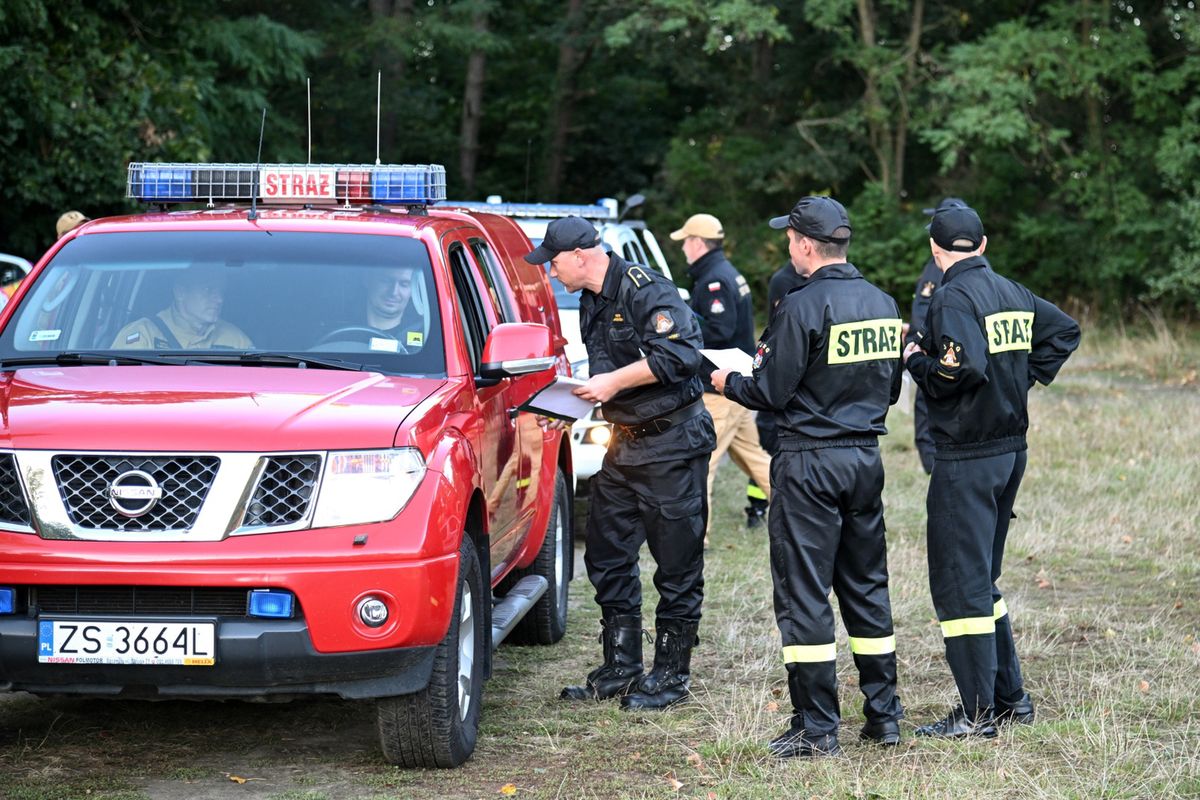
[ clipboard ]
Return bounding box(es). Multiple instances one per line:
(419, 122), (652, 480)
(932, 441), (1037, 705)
(700, 347), (754, 376)
(518, 376), (595, 422)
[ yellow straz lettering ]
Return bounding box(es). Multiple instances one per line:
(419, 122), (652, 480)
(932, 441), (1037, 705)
(827, 318), (903, 364)
(985, 311), (1035, 353)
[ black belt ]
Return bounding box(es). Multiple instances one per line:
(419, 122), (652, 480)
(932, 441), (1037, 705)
(776, 435), (879, 452)
(616, 401), (705, 440)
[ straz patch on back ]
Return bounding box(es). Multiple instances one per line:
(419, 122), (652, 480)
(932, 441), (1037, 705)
(827, 318), (902, 365)
(984, 311), (1034, 353)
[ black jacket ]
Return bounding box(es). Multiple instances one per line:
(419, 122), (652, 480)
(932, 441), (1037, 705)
(768, 261), (806, 320)
(909, 256), (941, 341)
(687, 248), (756, 355)
(724, 262), (903, 446)
(905, 255), (1081, 458)
(580, 253), (713, 464)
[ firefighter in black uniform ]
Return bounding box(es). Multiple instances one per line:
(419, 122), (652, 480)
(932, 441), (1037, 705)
(909, 197), (968, 474)
(903, 205), (1080, 738)
(754, 260), (807, 457)
(524, 216), (716, 711)
(671, 213), (772, 539)
(711, 196), (905, 757)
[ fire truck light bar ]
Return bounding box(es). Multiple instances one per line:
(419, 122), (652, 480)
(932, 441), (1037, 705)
(438, 199), (617, 220)
(127, 163), (447, 206)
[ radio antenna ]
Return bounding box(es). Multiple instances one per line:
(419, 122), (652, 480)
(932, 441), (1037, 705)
(249, 107), (267, 221)
(375, 70), (382, 165)
(306, 77), (312, 164)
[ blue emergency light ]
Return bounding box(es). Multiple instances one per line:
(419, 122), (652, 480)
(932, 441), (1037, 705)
(127, 162), (447, 206)
(247, 589), (294, 619)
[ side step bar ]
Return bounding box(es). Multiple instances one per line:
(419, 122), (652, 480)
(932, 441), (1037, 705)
(490, 575), (547, 650)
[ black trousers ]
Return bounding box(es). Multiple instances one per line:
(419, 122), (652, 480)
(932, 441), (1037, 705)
(584, 452), (708, 623)
(914, 391), (935, 474)
(927, 450), (1028, 716)
(769, 445), (902, 736)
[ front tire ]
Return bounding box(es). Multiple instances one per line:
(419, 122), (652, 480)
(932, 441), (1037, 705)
(506, 468), (571, 645)
(377, 536), (484, 768)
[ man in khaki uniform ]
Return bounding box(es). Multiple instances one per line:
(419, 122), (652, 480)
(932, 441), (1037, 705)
(113, 268), (252, 350)
(671, 213), (772, 546)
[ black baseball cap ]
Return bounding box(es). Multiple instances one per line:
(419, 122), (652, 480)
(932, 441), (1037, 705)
(523, 216), (602, 264)
(929, 206), (985, 252)
(768, 196), (851, 243)
(922, 196), (967, 216)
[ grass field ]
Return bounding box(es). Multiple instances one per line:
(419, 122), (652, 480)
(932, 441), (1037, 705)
(1, 325), (1197, 800)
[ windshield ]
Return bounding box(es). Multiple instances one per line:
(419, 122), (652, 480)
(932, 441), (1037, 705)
(0, 231), (445, 375)
(530, 238), (580, 311)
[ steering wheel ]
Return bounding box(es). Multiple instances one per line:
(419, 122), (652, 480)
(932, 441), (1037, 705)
(314, 326), (409, 354)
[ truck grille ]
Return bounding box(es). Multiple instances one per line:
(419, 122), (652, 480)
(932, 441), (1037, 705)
(243, 456), (320, 527)
(31, 586), (251, 616)
(0, 454), (31, 526)
(52, 455), (220, 532)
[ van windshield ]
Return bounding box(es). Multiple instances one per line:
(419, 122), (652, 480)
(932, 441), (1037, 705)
(0, 231), (445, 376)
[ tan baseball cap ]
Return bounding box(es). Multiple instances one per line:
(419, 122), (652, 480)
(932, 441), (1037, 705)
(56, 210), (89, 238)
(669, 213), (724, 241)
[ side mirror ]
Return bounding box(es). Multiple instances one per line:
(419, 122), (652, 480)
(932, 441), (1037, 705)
(619, 193), (645, 221)
(480, 322), (556, 378)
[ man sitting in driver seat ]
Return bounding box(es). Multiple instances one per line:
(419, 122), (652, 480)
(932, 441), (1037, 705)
(365, 266), (426, 349)
(112, 266), (253, 350)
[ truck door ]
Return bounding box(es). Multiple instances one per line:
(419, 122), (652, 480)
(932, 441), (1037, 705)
(444, 233), (527, 579)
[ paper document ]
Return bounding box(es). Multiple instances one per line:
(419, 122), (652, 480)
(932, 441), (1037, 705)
(519, 376), (595, 422)
(701, 348), (755, 376)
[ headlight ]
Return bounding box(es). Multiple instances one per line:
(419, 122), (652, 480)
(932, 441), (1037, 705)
(584, 425), (611, 446)
(312, 448), (426, 528)
(570, 359), (590, 379)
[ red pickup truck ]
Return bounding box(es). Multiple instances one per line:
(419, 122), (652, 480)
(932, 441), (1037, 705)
(0, 163), (574, 768)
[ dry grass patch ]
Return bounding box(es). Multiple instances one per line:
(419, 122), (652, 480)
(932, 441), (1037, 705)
(0, 332), (1197, 799)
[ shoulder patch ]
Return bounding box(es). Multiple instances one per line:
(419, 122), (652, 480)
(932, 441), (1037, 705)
(627, 266), (653, 288)
(708, 281), (722, 292)
(654, 311), (675, 334)
(939, 340), (962, 368)
(919, 281), (936, 298)
(752, 343), (770, 371)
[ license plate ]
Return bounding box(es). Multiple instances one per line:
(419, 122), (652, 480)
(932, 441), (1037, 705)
(38, 620), (215, 666)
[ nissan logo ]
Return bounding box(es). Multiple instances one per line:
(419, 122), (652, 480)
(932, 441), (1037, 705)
(108, 470), (163, 518)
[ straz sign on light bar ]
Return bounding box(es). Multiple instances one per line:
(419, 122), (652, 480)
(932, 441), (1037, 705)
(259, 167), (337, 201)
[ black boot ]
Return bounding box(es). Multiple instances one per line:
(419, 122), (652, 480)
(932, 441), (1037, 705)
(620, 619), (698, 711)
(859, 719), (901, 746)
(995, 692), (1035, 726)
(915, 705), (998, 739)
(768, 724), (840, 758)
(561, 613), (644, 701)
(744, 502), (767, 529)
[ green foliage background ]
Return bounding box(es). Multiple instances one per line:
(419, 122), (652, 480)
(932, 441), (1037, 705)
(1, 0), (1197, 316)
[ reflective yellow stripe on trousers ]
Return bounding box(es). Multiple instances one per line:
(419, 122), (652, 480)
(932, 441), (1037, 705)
(940, 600), (1010, 638)
(782, 643), (837, 663)
(848, 635), (896, 655)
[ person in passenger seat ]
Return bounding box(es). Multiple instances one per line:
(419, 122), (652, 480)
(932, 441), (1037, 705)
(112, 267), (253, 350)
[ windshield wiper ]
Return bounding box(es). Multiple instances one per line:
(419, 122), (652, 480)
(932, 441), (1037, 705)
(185, 351), (366, 371)
(0, 352), (183, 369)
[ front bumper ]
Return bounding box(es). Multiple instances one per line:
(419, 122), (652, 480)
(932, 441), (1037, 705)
(0, 615), (435, 700)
